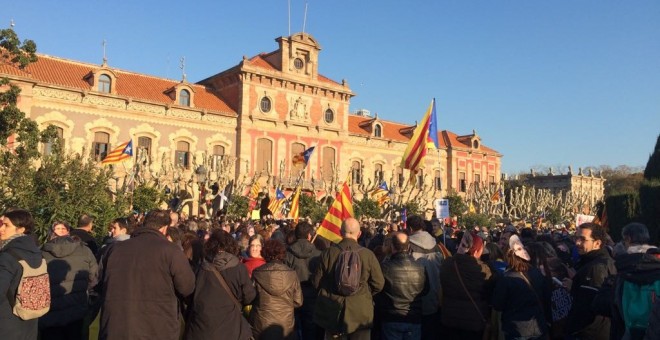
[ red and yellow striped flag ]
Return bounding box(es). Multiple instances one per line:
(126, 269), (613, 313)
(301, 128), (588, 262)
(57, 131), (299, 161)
(317, 180), (354, 243)
(101, 140), (133, 165)
(400, 99), (439, 172)
(249, 181), (261, 200)
(289, 186), (302, 222)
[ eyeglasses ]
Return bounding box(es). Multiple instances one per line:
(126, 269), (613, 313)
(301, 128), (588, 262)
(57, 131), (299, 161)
(576, 237), (595, 243)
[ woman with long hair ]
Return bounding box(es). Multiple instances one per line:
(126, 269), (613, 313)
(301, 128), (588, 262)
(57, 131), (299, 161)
(492, 235), (550, 339)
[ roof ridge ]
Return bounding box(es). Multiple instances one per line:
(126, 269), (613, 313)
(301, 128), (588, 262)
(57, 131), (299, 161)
(35, 53), (211, 90)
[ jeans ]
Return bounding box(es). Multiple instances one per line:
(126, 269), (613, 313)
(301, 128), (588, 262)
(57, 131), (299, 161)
(381, 322), (421, 340)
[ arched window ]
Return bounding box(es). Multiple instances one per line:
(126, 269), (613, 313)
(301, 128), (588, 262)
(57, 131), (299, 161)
(291, 142), (306, 174)
(434, 170), (442, 191)
(43, 127), (64, 155)
(396, 166), (404, 188)
(416, 169), (424, 189)
(179, 89), (191, 107)
(352, 161), (362, 185)
(374, 164), (384, 183)
(98, 74), (111, 93)
(210, 145), (225, 171)
(459, 172), (466, 192)
(260, 97), (272, 113)
(322, 146), (335, 181)
(137, 136), (152, 162)
(374, 124), (382, 138)
(175, 141), (191, 169)
(93, 132), (110, 161)
(256, 138), (272, 173)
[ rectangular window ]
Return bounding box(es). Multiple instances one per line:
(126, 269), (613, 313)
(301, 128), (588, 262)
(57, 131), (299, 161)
(434, 170), (442, 191)
(397, 167), (405, 188)
(210, 145), (225, 171)
(416, 170), (424, 189)
(489, 175), (496, 190)
(175, 141), (190, 169)
(374, 164), (384, 183)
(352, 161), (362, 185)
(256, 139), (272, 173)
(459, 172), (466, 192)
(43, 127), (64, 155)
(137, 136), (152, 161)
(322, 147), (335, 181)
(474, 173), (481, 188)
(93, 132), (110, 161)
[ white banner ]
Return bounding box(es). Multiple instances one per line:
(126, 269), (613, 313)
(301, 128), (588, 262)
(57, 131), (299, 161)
(576, 214), (595, 227)
(435, 199), (450, 219)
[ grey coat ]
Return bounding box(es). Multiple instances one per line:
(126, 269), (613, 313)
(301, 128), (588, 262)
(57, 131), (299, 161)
(39, 236), (98, 328)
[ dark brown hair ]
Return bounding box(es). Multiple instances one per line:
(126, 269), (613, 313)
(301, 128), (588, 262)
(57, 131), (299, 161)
(4, 209), (34, 234)
(261, 239), (286, 262)
(506, 249), (530, 273)
(204, 229), (239, 261)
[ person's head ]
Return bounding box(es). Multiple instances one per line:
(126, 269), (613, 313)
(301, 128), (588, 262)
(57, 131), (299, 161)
(143, 209), (172, 235)
(295, 222), (313, 241)
(110, 217), (133, 238)
(248, 234), (264, 258)
(204, 229), (239, 261)
(169, 211), (179, 227)
(50, 221), (71, 239)
(1, 209), (34, 240)
(484, 242), (504, 261)
(77, 214), (94, 231)
(576, 222), (607, 255)
(341, 218), (361, 241)
(407, 215), (424, 232)
(498, 230), (516, 252)
(621, 223), (650, 248)
(457, 232), (484, 259)
(261, 239), (286, 263)
(390, 232), (409, 255)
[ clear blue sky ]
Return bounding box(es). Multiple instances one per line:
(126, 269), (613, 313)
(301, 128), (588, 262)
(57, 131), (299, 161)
(4, 1), (659, 174)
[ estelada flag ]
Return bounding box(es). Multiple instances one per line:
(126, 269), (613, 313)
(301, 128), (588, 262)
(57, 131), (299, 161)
(268, 188), (286, 215)
(317, 179), (354, 243)
(101, 140), (133, 165)
(292, 146), (315, 167)
(288, 186), (302, 222)
(401, 99), (439, 172)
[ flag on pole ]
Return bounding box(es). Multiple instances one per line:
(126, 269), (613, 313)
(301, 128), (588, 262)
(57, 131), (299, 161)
(101, 140), (133, 165)
(317, 179), (354, 243)
(370, 181), (390, 207)
(289, 186), (302, 222)
(490, 188), (504, 203)
(401, 99), (439, 172)
(268, 188), (286, 216)
(249, 181), (261, 200)
(292, 146), (315, 167)
(468, 202), (476, 214)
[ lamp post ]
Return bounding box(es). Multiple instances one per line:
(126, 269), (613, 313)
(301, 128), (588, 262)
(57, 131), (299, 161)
(195, 165), (207, 218)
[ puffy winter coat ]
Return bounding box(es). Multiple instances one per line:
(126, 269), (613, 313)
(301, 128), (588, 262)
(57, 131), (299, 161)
(39, 236), (98, 328)
(250, 261), (302, 339)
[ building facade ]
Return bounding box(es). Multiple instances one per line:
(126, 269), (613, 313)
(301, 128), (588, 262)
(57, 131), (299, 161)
(1, 32), (502, 217)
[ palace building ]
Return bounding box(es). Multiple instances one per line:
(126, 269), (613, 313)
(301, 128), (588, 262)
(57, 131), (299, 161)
(1, 32), (502, 217)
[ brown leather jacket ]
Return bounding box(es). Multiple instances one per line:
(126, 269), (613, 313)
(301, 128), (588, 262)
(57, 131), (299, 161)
(250, 261), (302, 340)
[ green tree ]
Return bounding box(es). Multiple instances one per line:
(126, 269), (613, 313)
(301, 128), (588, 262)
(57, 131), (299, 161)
(444, 190), (467, 217)
(226, 196), (249, 219)
(460, 213), (494, 228)
(300, 193), (326, 223)
(132, 184), (166, 213)
(354, 197), (380, 219)
(644, 135), (660, 181)
(402, 201), (422, 217)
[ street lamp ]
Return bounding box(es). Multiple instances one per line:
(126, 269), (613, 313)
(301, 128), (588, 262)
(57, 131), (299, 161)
(195, 165), (207, 217)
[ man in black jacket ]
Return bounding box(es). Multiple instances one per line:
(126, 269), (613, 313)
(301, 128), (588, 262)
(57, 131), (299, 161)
(564, 222), (616, 339)
(376, 232), (429, 339)
(285, 222), (322, 340)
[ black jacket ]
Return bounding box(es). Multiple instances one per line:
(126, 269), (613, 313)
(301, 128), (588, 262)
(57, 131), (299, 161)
(69, 229), (98, 256)
(285, 239), (321, 285)
(0, 235), (43, 340)
(565, 247), (616, 338)
(492, 267), (549, 339)
(376, 252), (428, 323)
(185, 252), (256, 340)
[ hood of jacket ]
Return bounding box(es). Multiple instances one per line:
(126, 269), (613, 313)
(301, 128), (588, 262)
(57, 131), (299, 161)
(2, 235), (40, 255)
(252, 261), (295, 296)
(42, 236), (81, 258)
(212, 251), (240, 271)
(409, 230), (437, 250)
(287, 239), (319, 259)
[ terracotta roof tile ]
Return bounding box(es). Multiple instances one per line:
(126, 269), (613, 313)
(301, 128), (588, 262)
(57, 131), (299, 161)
(246, 52), (341, 86)
(0, 55), (235, 115)
(348, 115), (499, 154)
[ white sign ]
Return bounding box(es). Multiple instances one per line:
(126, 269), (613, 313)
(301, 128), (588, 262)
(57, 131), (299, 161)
(576, 214), (595, 227)
(435, 199), (450, 219)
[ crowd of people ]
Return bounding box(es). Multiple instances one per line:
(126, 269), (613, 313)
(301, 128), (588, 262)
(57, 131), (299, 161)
(1, 207), (660, 340)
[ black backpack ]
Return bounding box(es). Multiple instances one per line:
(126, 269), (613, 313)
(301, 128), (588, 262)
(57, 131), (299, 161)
(334, 244), (362, 296)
